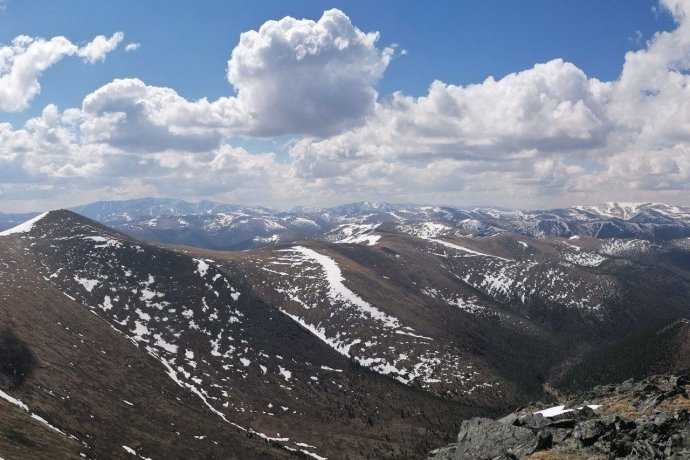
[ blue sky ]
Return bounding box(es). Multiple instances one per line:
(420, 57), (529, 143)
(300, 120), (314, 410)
(0, 0), (689, 212)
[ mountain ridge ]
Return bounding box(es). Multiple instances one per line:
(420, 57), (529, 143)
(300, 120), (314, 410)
(4, 199), (690, 252)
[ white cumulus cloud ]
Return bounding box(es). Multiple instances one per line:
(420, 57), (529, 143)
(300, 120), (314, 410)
(227, 8), (393, 137)
(0, 36), (78, 112)
(0, 32), (124, 112)
(77, 32), (124, 63)
(79, 78), (224, 152)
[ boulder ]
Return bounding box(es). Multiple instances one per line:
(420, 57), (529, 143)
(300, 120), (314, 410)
(571, 419), (613, 446)
(442, 417), (537, 459)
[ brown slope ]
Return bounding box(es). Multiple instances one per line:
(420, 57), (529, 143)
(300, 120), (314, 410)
(0, 399), (81, 460)
(0, 234), (293, 459)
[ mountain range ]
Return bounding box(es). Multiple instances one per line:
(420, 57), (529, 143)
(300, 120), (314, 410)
(4, 199), (690, 251)
(0, 199), (689, 458)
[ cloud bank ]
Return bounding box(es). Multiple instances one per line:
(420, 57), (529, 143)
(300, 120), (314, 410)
(2, 3), (690, 211)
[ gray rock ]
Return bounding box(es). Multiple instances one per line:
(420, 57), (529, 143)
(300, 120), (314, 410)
(533, 430), (552, 451)
(516, 413), (547, 429)
(430, 375), (690, 460)
(550, 428), (572, 444)
(446, 417), (537, 459)
(572, 419), (612, 446)
(498, 413), (518, 426)
(576, 405), (597, 419)
(546, 418), (576, 429)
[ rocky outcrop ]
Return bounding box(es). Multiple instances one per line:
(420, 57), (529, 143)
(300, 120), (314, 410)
(429, 374), (690, 459)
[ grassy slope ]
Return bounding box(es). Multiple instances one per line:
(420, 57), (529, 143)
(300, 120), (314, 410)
(0, 399), (82, 460)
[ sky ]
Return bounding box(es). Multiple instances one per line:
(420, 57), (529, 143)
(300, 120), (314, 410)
(0, 0), (688, 212)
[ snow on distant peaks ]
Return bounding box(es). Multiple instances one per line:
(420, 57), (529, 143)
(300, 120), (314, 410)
(574, 202), (689, 220)
(0, 212), (48, 236)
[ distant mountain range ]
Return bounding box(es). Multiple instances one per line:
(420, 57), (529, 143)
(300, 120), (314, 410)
(3, 199), (690, 250)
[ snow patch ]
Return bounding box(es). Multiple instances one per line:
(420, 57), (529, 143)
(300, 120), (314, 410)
(74, 276), (98, 292)
(278, 366), (292, 381)
(535, 404), (602, 418)
(194, 259), (210, 277)
(0, 212), (48, 236)
(430, 238), (513, 261)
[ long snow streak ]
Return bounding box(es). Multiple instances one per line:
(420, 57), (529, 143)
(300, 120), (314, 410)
(284, 246), (401, 328)
(429, 238), (514, 261)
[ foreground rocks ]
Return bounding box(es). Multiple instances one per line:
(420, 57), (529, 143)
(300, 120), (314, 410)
(429, 374), (690, 459)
